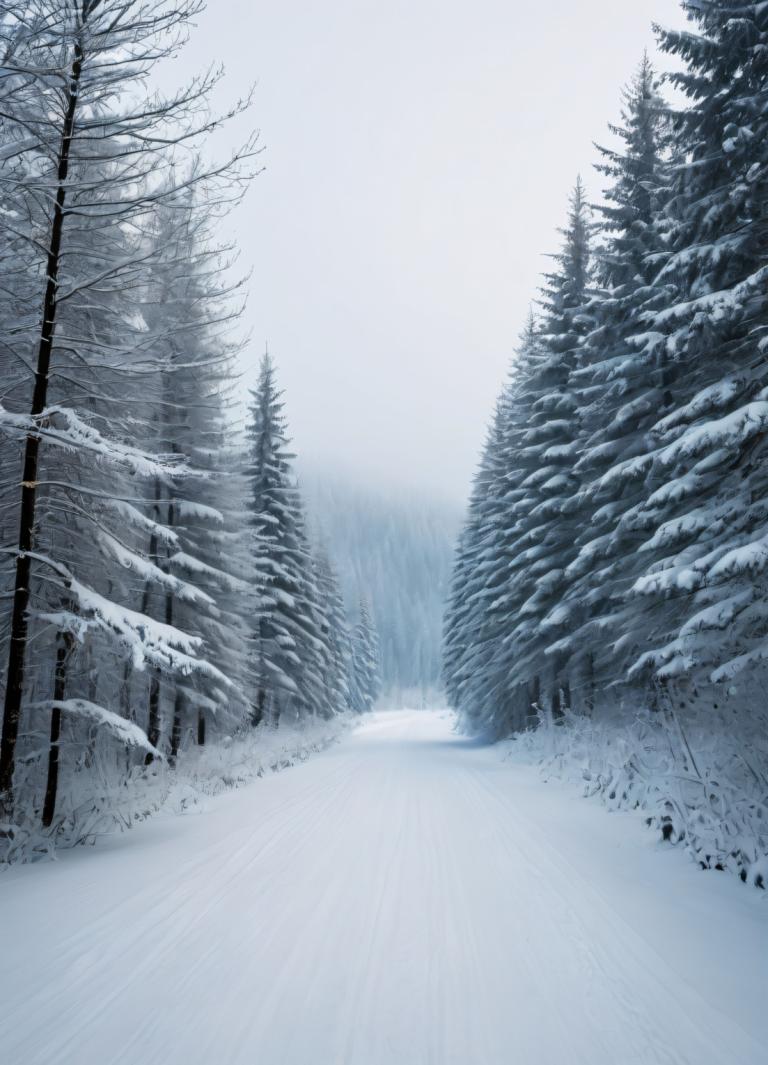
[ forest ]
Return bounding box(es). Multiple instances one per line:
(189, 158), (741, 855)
(444, 14), (768, 887)
(303, 475), (459, 706)
(0, 1), (381, 859)
(1, 4), (767, 1064)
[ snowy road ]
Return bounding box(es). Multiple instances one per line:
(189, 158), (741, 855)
(1, 710), (766, 1065)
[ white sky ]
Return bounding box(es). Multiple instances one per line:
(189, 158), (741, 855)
(174, 1), (688, 504)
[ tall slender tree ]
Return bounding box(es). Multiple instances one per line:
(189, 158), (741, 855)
(540, 56), (675, 702)
(246, 353), (335, 725)
(349, 600), (382, 714)
(0, 0), (255, 816)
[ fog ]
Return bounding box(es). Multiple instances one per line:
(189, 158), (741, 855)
(175, 1), (687, 504)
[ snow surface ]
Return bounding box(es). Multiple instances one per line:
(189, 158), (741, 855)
(1, 709), (765, 1065)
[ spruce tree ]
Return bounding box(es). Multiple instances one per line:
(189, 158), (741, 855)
(442, 393), (512, 729)
(618, 3), (768, 688)
(444, 320), (549, 736)
(543, 57), (675, 702)
(246, 353), (333, 725)
(313, 546), (353, 716)
(499, 183), (594, 718)
(349, 600), (382, 713)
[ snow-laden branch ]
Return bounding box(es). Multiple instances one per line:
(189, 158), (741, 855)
(36, 699), (161, 758)
(0, 404), (195, 479)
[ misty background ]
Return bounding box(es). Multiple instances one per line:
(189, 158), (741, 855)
(161, 2), (688, 698)
(172, 1), (685, 501)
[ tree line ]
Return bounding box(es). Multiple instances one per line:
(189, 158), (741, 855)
(0, 1), (380, 850)
(303, 476), (459, 705)
(444, 2), (768, 740)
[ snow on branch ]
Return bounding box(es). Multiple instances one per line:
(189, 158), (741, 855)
(0, 549), (229, 687)
(48, 700), (161, 758)
(169, 551), (249, 592)
(0, 404), (195, 480)
(176, 499), (225, 523)
(67, 580), (232, 685)
(99, 534), (215, 606)
(657, 402), (768, 465)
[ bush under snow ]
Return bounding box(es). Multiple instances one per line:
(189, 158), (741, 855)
(501, 701), (768, 890)
(1, 715), (352, 865)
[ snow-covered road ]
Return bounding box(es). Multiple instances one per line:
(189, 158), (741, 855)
(1, 709), (766, 1065)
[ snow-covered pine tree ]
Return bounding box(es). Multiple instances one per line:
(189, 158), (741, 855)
(292, 501), (343, 722)
(440, 10), (768, 883)
(303, 477), (458, 702)
(442, 393), (512, 727)
(246, 353), (335, 725)
(137, 194), (254, 762)
(313, 545), (353, 716)
(489, 183), (593, 722)
(0, 0), (256, 824)
(615, 3), (768, 690)
(444, 319), (552, 737)
(541, 56), (675, 705)
(349, 600), (382, 714)
(445, 183), (594, 736)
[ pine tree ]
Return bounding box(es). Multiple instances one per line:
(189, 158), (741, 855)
(246, 353), (333, 725)
(349, 600), (381, 713)
(542, 56), (675, 703)
(138, 196), (254, 761)
(313, 546), (353, 716)
(497, 183), (594, 719)
(617, 3), (768, 688)
(444, 321), (546, 736)
(442, 394), (511, 727)
(0, 0), (255, 824)
(304, 477), (457, 702)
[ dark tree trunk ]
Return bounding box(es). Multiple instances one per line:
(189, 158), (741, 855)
(41, 631), (75, 828)
(168, 690), (184, 766)
(585, 652), (596, 716)
(144, 674), (161, 766)
(0, 42), (84, 807)
(551, 684), (564, 720)
(141, 481), (163, 765)
(251, 688), (266, 728)
(528, 674), (541, 728)
(119, 659), (132, 719)
(197, 712), (206, 747)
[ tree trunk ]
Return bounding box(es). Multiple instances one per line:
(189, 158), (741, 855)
(197, 711), (206, 747)
(0, 41), (84, 807)
(529, 674), (541, 729)
(585, 652), (596, 716)
(41, 631), (75, 828)
(551, 683), (564, 720)
(252, 688), (266, 728)
(145, 674), (161, 766)
(165, 495), (184, 764)
(141, 480), (163, 765)
(562, 678), (572, 714)
(169, 689), (186, 764)
(119, 659), (132, 719)
(82, 654), (100, 770)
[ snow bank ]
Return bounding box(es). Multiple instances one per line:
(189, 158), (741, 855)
(500, 704), (768, 889)
(164, 715), (351, 809)
(1, 715), (352, 865)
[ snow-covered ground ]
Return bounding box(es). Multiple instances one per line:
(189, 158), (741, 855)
(1, 709), (765, 1065)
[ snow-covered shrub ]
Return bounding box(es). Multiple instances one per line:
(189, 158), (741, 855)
(503, 697), (768, 889)
(165, 715), (351, 806)
(0, 714), (351, 864)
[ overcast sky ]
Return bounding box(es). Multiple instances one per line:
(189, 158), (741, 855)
(175, 1), (688, 505)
